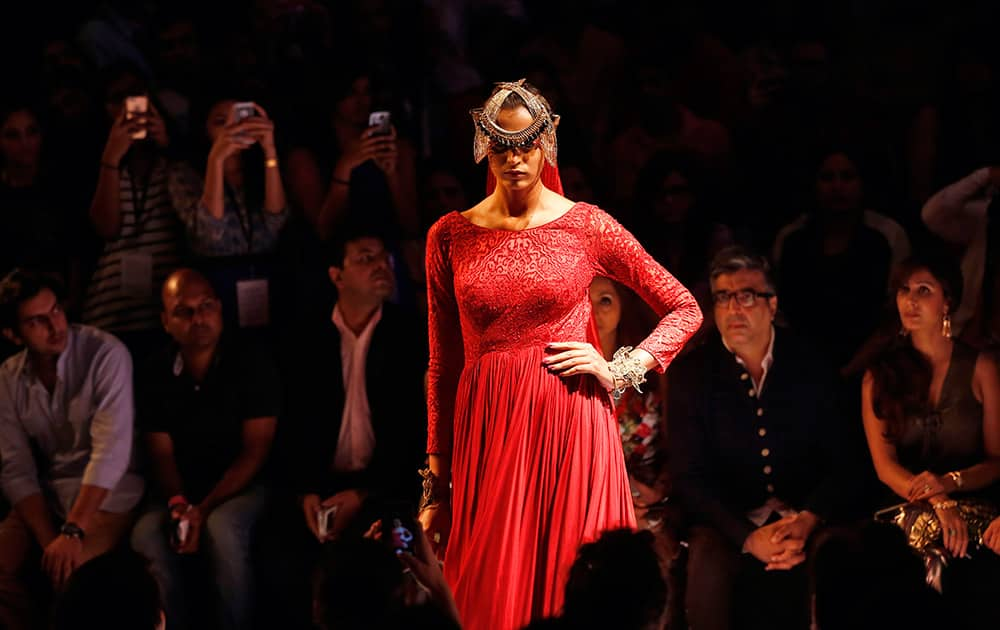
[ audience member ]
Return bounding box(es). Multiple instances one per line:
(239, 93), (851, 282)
(809, 522), (948, 630)
(522, 528), (667, 630)
(52, 549), (165, 630)
(276, 226), (426, 625)
(668, 246), (858, 630)
(0, 103), (83, 306)
(921, 166), (1000, 349)
(283, 66), (419, 242)
(168, 93), (289, 258)
(313, 523), (460, 630)
(82, 65), (183, 360)
(862, 250), (1000, 626)
(589, 278), (670, 534)
(774, 145), (905, 373)
(130, 269), (279, 630)
(0, 270), (142, 630)
(630, 150), (734, 307)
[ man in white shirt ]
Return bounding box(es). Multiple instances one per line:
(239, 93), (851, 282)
(0, 270), (141, 630)
(273, 226), (427, 625)
(284, 228), (426, 539)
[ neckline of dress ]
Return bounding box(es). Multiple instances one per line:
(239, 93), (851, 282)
(453, 201), (584, 233)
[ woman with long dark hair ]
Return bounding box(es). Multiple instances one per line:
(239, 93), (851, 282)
(863, 251), (1000, 626)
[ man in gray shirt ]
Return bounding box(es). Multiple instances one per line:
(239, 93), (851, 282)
(0, 270), (143, 630)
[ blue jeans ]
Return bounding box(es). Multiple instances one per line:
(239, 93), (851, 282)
(130, 485), (270, 630)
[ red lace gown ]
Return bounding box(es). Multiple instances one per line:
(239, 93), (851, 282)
(426, 202), (702, 630)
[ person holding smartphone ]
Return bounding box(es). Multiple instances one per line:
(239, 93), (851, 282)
(83, 66), (183, 361)
(167, 94), (289, 258)
(282, 68), (418, 242)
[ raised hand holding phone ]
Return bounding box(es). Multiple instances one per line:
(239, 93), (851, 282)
(125, 95), (149, 139)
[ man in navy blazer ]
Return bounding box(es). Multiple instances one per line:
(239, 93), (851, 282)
(668, 246), (860, 630)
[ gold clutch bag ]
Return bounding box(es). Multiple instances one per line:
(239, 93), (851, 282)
(875, 499), (998, 551)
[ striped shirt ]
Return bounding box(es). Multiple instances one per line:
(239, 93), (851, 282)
(82, 159), (183, 333)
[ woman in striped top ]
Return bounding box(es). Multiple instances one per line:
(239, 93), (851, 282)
(83, 68), (183, 355)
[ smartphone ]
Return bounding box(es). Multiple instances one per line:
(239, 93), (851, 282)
(232, 101), (257, 123)
(381, 507), (417, 556)
(125, 95), (149, 139)
(170, 514), (190, 546)
(368, 110), (392, 137)
(316, 504), (338, 539)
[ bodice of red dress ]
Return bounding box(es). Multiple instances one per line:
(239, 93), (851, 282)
(426, 201), (703, 455)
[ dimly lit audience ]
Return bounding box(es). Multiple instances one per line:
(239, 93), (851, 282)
(2, 3), (1000, 629)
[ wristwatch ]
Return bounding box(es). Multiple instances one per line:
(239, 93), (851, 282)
(60, 521), (86, 540)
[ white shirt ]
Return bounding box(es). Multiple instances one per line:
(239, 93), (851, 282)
(0, 325), (144, 516)
(723, 325), (776, 395)
(330, 304), (381, 473)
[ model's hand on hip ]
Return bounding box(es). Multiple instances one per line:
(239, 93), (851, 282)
(544, 342), (614, 390)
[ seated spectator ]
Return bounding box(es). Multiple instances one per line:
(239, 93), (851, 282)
(82, 64), (183, 360)
(773, 145), (908, 374)
(863, 251), (1000, 626)
(589, 278), (671, 534)
(630, 150), (734, 313)
(921, 166), (1000, 349)
(130, 269), (279, 630)
(277, 226), (426, 623)
(167, 93), (289, 258)
(667, 246), (859, 630)
(810, 522), (947, 629)
(0, 102), (84, 313)
(0, 270), (142, 630)
(521, 528), (667, 630)
(53, 549), (165, 630)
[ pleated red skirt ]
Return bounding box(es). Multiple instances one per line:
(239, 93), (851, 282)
(444, 346), (636, 630)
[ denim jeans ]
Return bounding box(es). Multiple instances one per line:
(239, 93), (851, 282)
(131, 485), (270, 630)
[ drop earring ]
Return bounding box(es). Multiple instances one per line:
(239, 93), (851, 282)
(942, 312), (952, 339)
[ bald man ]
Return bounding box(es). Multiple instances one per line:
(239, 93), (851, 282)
(130, 269), (279, 630)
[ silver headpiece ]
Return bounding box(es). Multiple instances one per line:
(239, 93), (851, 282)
(470, 79), (559, 166)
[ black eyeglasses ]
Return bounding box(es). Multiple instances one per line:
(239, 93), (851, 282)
(712, 289), (775, 308)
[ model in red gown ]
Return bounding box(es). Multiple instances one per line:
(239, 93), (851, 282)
(426, 200), (702, 630)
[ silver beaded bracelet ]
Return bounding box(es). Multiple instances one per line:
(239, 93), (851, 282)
(608, 346), (647, 401)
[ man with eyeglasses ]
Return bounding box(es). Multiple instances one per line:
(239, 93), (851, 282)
(0, 270), (143, 630)
(274, 224), (426, 624)
(667, 246), (858, 630)
(130, 268), (279, 630)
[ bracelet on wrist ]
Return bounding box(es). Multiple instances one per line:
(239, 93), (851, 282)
(932, 499), (958, 511)
(265, 157), (278, 169)
(418, 466), (451, 511)
(608, 346), (647, 401)
(100, 161), (120, 171)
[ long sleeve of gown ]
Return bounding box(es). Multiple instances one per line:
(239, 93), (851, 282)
(587, 208), (703, 370)
(425, 220), (465, 455)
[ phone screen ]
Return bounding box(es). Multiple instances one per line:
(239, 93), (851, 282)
(382, 513), (416, 555)
(368, 111), (391, 136)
